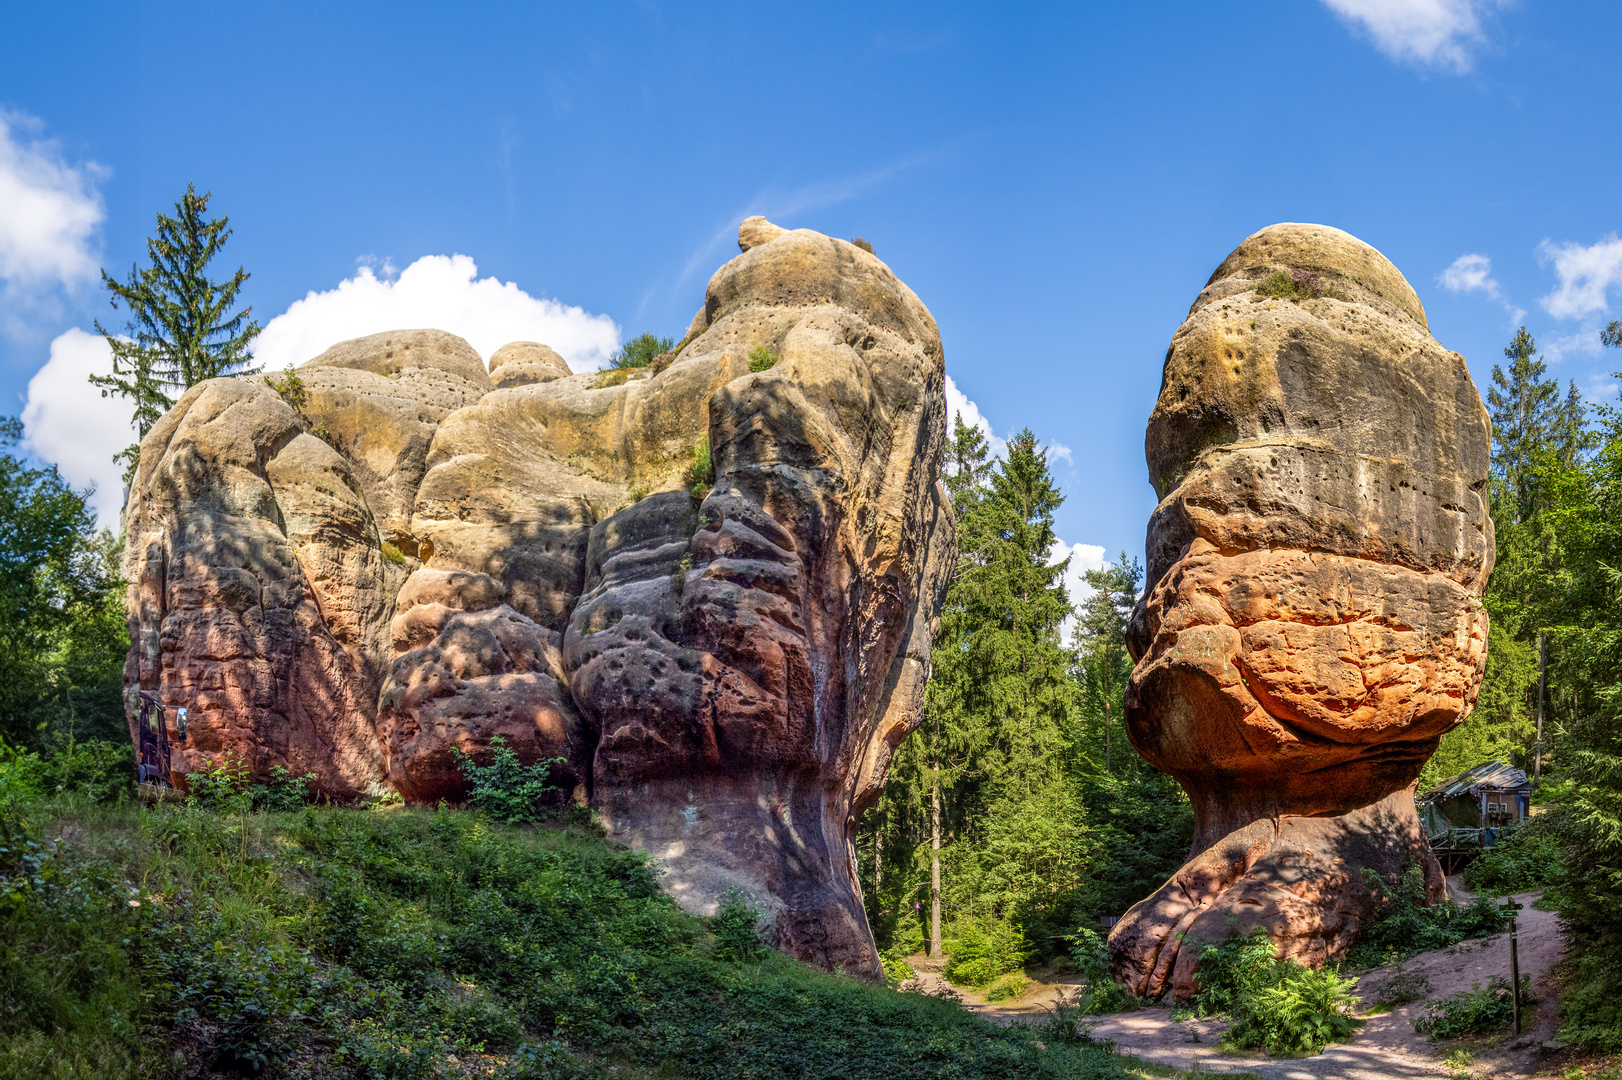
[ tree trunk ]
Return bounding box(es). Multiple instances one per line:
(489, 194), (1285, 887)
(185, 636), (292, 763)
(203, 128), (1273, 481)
(1104, 696), (1112, 773)
(1535, 631), (1547, 785)
(873, 828), (883, 894)
(930, 775), (942, 958)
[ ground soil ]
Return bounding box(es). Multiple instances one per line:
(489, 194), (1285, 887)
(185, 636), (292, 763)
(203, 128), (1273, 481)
(904, 880), (1573, 1079)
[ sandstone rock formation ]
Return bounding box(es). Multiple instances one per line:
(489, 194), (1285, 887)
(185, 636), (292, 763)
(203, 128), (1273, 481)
(1109, 223), (1492, 1000)
(123, 219), (954, 977)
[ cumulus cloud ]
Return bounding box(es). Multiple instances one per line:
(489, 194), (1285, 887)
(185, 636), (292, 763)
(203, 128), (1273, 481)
(0, 111), (106, 323)
(252, 254), (621, 372)
(1319, 0), (1506, 72)
(944, 373), (1008, 459)
(1439, 252), (1525, 324)
(21, 329), (136, 524)
(1538, 235), (1622, 320)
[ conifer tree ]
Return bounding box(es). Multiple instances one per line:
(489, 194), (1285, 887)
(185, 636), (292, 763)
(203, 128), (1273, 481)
(1487, 327), (1586, 524)
(93, 184), (260, 480)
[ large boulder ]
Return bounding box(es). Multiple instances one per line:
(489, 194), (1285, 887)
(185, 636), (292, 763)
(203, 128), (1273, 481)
(123, 219), (953, 978)
(1110, 224), (1492, 1000)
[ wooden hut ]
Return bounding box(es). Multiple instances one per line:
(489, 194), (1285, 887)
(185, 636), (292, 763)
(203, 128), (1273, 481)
(1418, 760), (1533, 873)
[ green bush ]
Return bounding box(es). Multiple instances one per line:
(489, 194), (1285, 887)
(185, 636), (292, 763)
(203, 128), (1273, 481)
(943, 917), (1028, 987)
(1190, 929), (1362, 1056)
(747, 345), (777, 373)
(684, 435), (713, 497)
(452, 735), (562, 824)
(984, 972), (1030, 1002)
(1068, 928), (1140, 1014)
(1347, 864), (1505, 966)
(880, 956), (915, 989)
(1464, 816), (1563, 893)
(608, 332), (674, 370)
(184, 757), (253, 813)
(250, 764), (316, 812)
(711, 889), (767, 962)
(1414, 976), (1531, 1039)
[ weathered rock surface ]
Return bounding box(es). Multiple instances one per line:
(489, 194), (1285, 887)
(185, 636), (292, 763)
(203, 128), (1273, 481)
(1110, 223), (1491, 1000)
(124, 219), (953, 978)
(488, 341), (573, 388)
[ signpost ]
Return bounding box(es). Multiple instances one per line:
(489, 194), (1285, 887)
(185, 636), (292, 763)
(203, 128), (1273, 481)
(1500, 899), (1524, 1035)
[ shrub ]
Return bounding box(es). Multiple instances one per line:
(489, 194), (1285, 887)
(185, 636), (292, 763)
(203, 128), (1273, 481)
(684, 435), (713, 497)
(747, 346), (778, 373)
(34, 740), (133, 804)
(1191, 929), (1362, 1056)
(380, 541), (406, 564)
(251, 764), (316, 812)
(1068, 928), (1140, 1014)
(595, 368), (631, 388)
(263, 366), (308, 410)
(984, 972), (1030, 1002)
(850, 237), (874, 254)
(1347, 864), (1505, 966)
(1254, 268), (1346, 303)
(711, 888), (767, 962)
(451, 736), (562, 824)
(608, 332), (674, 370)
(185, 757), (253, 813)
(1377, 967), (1432, 1007)
(1414, 976), (1531, 1038)
(880, 956), (915, 989)
(943, 917), (1028, 987)
(1464, 816), (1563, 893)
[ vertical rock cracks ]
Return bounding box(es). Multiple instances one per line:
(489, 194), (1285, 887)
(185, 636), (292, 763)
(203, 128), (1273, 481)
(1109, 224), (1493, 999)
(122, 218), (955, 977)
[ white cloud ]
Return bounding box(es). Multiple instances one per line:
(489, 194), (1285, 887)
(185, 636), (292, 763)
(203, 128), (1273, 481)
(1319, 0), (1506, 72)
(252, 254), (621, 372)
(0, 111), (106, 322)
(1439, 252), (1525, 325)
(20, 329), (136, 524)
(1538, 235), (1622, 320)
(944, 374), (1007, 459)
(1541, 327), (1605, 364)
(1050, 540), (1108, 640)
(1046, 441), (1074, 466)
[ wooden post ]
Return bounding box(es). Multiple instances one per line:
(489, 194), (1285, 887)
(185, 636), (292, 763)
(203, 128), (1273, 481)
(1535, 632), (1547, 785)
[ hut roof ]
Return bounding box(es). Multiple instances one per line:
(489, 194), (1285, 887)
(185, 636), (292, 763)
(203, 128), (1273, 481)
(1420, 760), (1530, 803)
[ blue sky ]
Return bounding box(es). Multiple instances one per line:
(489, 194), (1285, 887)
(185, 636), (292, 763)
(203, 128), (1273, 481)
(3, 0), (1620, 595)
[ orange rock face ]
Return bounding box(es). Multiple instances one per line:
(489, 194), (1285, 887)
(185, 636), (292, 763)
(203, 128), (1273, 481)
(1110, 224), (1492, 999)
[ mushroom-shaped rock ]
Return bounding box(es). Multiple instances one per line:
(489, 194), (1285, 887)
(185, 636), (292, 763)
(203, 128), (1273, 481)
(1110, 223), (1492, 1000)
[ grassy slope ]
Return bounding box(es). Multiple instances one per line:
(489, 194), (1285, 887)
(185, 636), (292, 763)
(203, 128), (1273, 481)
(2, 795), (1163, 1080)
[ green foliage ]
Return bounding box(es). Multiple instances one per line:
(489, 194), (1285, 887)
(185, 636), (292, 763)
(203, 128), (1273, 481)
(983, 972), (1030, 1002)
(1253, 268), (1342, 302)
(850, 237), (874, 254)
(1346, 865), (1504, 967)
(595, 367), (631, 388)
(1189, 930), (1361, 1057)
(451, 736), (562, 824)
(1463, 815), (1563, 892)
(251, 765), (317, 812)
(0, 422), (128, 750)
(184, 757), (253, 813)
(6, 785), (1146, 1080)
(607, 332), (674, 370)
(263, 365), (308, 410)
(684, 435), (713, 496)
(1067, 928), (1140, 1014)
(943, 917), (1029, 987)
(747, 345), (778, 372)
(711, 888), (768, 962)
(381, 540), (406, 564)
(1376, 967), (1432, 1007)
(880, 955), (915, 989)
(1413, 976), (1531, 1038)
(92, 183), (260, 476)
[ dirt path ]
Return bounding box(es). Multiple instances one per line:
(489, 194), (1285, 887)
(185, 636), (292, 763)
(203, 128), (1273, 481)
(905, 884), (1568, 1079)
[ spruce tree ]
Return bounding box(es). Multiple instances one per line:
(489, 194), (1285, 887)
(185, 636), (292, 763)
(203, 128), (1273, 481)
(1487, 327), (1584, 524)
(93, 184), (260, 480)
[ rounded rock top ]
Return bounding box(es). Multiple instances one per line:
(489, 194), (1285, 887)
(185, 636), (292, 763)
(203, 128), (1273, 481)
(301, 328), (494, 390)
(1200, 222), (1428, 332)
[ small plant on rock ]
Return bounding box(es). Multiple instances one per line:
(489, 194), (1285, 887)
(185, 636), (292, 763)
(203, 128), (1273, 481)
(608, 331), (674, 370)
(748, 345), (778, 373)
(850, 237), (874, 254)
(684, 435), (713, 499)
(451, 736), (562, 824)
(263, 366), (308, 410)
